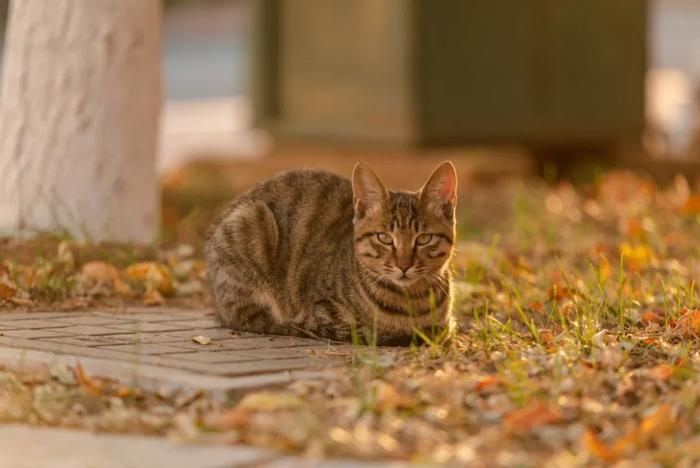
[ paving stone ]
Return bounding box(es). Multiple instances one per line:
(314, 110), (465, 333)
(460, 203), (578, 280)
(165, 351), (260, 364)
(162, 328), (237, 341)
(103, 322), (195, 333)
(178, 336), (326, 352)
(113, 310), (208, 322)
(167, 318), (220, 329)
(0, 312), (74, 320)
(1, 328), (74, 339)
(51, 315), (135, 326)
(0, 308), (347, 386)
(37, 335), (135, 347)
(211, 357), (338, 377)
(100, 343), (196, 356)
(0, 424), (276, 468)
(49, 325), (136, 336)
(236, 347), (325, 359)
(99, 332), (193, 345)
(0, 319), (73, 329)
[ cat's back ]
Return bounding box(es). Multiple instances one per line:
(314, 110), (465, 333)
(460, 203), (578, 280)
(240, 169), (353, 228)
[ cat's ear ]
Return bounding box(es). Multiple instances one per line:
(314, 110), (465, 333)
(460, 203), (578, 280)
(420, 161), (457, 220)
(352, 163), (388, 218)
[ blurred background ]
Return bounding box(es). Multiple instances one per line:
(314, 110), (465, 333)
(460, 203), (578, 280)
(163, 0), (695, 172)
(0, 0), (694, 175)
(2, 0), (699, 245)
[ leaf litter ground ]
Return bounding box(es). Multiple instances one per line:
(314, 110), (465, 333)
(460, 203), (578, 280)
(3, 169), (700, 465)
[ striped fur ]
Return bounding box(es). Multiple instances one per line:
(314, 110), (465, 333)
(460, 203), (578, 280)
(205, 162), (457, 345)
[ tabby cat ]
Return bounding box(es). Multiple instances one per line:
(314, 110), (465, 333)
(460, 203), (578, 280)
(205, 162), (457, 345)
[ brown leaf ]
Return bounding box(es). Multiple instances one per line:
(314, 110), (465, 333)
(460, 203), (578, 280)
(0, 281), (17, 300)
(503, 401), (563, 433)
(142, 289), (165, 306)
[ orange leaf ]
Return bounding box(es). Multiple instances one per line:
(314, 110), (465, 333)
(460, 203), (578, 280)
(582, 430), (619, 462)
(641, 310), (664, 325)
(584, 405), (675, 462)
(113, 278), (134, 297)
(647, 364), (674, 381)
(638, 404), (674, 440)
(74, 362), (103, 396)
(207, 407), (252, 430)
(0, 281), (17, 300)
(548, 284), (571, 301)
(619, 243), (654, 272)
(81, 261), (121, 283)
(124, 262), (174, 295)
(503, 401), (562, 433)
(682, 194), (700, 215)
(624, 217), (643, 237)
(675, 310), (700, 336)
(475, 375), (503, 392)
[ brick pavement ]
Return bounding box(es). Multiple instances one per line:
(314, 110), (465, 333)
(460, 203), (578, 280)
(0, 307), (351, 392)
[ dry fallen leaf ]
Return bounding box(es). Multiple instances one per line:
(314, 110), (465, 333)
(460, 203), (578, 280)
(81, 261), (121, 283)
(192, 335), (212, 345)
(373, 381), (414, 411)
(124, 262), (174, 295)
(475, 375), (503, 392)
(681, 194), (700, 215)
(619, 242), (654, 271)
(113, 278), (134, 297)
(583, 405), (675, 462)
(142, 289), (165, 306)
(0, 281), (17, 300)
(205, 407), (251, 430)
(74, 362), (103, 396)
(503, 400), (563, 433)
(641, 310), (664, 325)
(674, 309), (700, 336)
(236, 391), (303, 412)
(648, 364), (674, 381)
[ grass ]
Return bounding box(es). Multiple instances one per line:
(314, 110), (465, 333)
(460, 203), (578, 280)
(3, 167), (700, 464)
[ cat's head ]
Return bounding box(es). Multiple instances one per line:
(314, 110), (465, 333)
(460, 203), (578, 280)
(352, 162), (457, 286)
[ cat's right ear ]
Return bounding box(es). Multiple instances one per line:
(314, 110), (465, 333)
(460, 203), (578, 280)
(352, 163), (388, 219)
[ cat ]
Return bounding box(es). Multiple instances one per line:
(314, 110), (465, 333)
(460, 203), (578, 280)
(205, 161), (457, 345)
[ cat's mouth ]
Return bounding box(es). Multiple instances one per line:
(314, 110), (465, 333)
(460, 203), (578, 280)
(391, 274), (420, 287)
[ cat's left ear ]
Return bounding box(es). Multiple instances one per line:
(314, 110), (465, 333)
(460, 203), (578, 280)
(420, 161), (457, 220)
(352, 162), (388, 219)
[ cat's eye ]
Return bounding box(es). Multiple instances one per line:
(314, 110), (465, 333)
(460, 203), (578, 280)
(376, 233), (393, 245)
(416, 234), (432, 245)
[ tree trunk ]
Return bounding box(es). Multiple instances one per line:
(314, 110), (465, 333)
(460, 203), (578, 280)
(0, 0), (162, 243)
